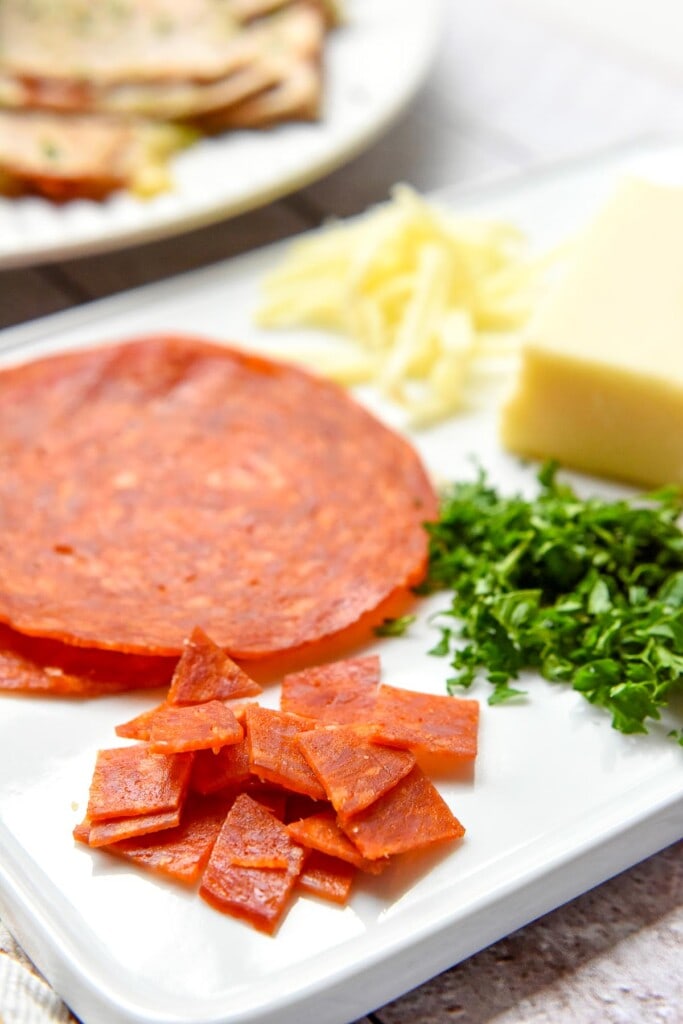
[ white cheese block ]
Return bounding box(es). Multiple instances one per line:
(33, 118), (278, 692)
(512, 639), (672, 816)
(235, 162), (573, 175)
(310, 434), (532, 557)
(500, 178), (683, 486)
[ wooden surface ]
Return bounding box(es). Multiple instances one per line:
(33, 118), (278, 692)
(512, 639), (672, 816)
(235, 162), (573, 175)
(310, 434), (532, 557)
(1, 1), (682, 1021)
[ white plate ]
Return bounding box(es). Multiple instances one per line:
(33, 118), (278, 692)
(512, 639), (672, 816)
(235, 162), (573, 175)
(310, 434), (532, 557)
(0, 139), (682, 1024)
(0, 0), (442, 270)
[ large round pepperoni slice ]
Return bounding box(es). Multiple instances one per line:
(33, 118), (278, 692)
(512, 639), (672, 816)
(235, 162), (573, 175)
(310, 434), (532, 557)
(0, 336), (436, 656)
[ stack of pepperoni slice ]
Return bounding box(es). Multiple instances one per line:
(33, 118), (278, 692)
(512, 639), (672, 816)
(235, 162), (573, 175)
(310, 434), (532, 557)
(75, 631), (479, 934)
(0, 334), (436, 684)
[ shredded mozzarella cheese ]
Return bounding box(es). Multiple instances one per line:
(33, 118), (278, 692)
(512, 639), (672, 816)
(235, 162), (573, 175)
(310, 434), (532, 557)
(256, 185), (543, 424)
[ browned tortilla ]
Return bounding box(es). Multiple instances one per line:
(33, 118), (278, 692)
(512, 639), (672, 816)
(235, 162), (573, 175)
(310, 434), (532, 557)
(0, 110), (188, 200)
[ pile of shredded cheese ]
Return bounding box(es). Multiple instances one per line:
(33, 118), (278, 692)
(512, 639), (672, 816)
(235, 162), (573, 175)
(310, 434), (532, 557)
(256, 185), (543, 425)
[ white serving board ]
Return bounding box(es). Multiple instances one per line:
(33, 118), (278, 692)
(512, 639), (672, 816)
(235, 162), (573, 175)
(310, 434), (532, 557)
(0, 139), (682, 1024)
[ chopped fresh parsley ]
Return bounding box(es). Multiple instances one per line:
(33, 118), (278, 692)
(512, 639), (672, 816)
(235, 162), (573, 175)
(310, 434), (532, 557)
(422, 462), (683, 737)
(374, 614), (416, 638)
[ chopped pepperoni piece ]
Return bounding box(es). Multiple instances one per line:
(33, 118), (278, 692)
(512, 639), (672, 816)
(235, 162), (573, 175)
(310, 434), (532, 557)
(223, 700), (258, 724)
(245, 706), (325, 800)
(115, 703), (166, 741)
(340, 766), (465, 859)
(0, 623), (173, 697)
(371, 686), (479, 761)
(0, 337), (436, 657)
(190, 738), (251, 795)
(201, 862), (296, 935)
(296, 851), (355, 905)
(148, 701), (242, 754)
(86, 746), (193, 821)
(92, 794), (232, 884)
(297, 725), (415, 817)
(85, 808), (182, 848)
(72, 820), (91, 844)
(199, 794), (304, 933)
(117, 697), (255, 743)
(280, 656), (380, 724)
(210, 792), (294, 868)
(167, 627), (262, 705)
(286, 811), (384, 874)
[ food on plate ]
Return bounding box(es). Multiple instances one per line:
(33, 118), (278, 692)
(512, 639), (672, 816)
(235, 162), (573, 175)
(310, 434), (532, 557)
(423, 463), (683, 738)
(0, 0), (336, 199)
(0, 335), (436, 658)
(286, 809), (384, 873)
(190, 740), (252, 795)
(199, 793), (306, 933)
(208, 791), (294, 868)
(245, 706), (327, 799)
(297, 724), (416, 816)
(0, 111), (190, 200)
(115, 703), (175, 741)
(256, 185), (541, 424)
(0, 0), (326, 83)
(501, 178), (683, 487)
(374, 613), (416, 636)
(370, 685), (479, 760)
(167, 627), (262, 706)
(0, 3), (323, 102)
(0, 622), (174, 696)
(76, 643), (473, 932)
(80, 793), (234, 884)
(295, 849), (355, 904)
(80, 807), (183, 848)
(86, 745), (194, 821)
(338, 765), (465, 859)
(280, 654), (380, 723)
(146, 701), (244, 754)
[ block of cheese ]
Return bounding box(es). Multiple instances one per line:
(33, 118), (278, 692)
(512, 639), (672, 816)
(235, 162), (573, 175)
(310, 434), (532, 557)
(500, 178), (683, 487)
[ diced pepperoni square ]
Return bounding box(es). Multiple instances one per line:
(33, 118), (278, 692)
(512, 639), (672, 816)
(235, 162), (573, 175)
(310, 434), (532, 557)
(297, 851), (355, 904)
(190, 738), (251, 795)
(371, 685), (479, 761)
(167, 627), (261, 705)
(199, 794), (304, 934)
(340, 765), (465, 859)
(201, 862), (296, 935)
(222, 700), (258, 724)
(117, 698), (254, 745)
(72, 819), (91, 845)
(286, 811), (384, 874)
(210, 792), (296, 869)
(297, 725), (415, 817)
(245, 706), (325, 800)
(99, 794), (232, 884)
(148, 701), (242, 754)
(86, 746), (193, 821)
(115, 703), (166, 741)
(280, 656), (380, 724)
(86, 807), (182, 847)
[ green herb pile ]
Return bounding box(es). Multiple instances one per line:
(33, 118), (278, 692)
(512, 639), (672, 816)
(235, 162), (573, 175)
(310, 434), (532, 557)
(422, 462), (683, 739)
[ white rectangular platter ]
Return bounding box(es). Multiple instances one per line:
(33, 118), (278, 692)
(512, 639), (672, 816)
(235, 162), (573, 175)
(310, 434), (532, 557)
(0, 139), (682, 1024)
